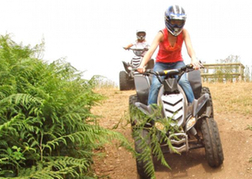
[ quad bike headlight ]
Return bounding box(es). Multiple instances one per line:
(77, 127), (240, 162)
(155, 121), (165, 131)
(185, 116), (196, 132)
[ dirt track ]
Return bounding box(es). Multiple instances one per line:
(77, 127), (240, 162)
(93, 86), (252, 179)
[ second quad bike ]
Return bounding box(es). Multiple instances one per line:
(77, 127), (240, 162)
(119, 47), (154, 90)
(129, 65), (224, 179)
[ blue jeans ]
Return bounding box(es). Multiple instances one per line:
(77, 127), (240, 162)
(148, 61), (195, 104)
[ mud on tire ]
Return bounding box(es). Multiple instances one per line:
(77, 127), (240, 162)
(201, 117), (224, 167)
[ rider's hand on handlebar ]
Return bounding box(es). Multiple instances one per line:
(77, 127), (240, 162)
(191, 58), (201, 70)
(137, 66), (145, 73)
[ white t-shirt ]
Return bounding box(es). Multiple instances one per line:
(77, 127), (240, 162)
(132, 41), (149, 49)
(132, 41), (150, 56)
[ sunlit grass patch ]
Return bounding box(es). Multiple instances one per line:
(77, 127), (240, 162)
(203, 82), (252, 115)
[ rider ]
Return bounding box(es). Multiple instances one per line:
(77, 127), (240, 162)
(137, 5), (200, 105)
(124, 30), (150, 56)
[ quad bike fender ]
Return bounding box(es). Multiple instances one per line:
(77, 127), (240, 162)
(192, 93), (212, 119)
(185, 93), (211, 132)
(205, 101), (213, 117)
(187, 70), (202, 99)
(146, 59), (155, 69)
(134, 74), (151, 105)
(122, 61), (130, 74)
(191, 93), (209, 117)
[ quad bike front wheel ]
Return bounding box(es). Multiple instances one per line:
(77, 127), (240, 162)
(201, 117), (224, 167)
(129, 94), (139, 128)
(134, 129), (153, 179)
(119, 71), (135, 90)
(201, 87), (214, 118)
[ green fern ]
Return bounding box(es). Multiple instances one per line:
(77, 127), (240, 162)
(0, 34), (133, 178)
(130, 103), (179, 178)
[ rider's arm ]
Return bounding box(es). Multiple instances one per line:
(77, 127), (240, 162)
(183, 29), (199, 69)
(124, 43), (133, 50)
(138, 32), (163, 73)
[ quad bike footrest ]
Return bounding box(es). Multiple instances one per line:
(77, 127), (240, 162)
(169, 133), (189, 153)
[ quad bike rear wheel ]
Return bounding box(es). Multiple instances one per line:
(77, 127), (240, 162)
(119, 71), (134, 90)
(201, 117), (224, 167)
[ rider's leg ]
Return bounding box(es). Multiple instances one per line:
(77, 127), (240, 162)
(173, 61), (195, 103)
(147, 62), (167, 105)
(148, 61), (195, 104)
(179, 73), (195, 103)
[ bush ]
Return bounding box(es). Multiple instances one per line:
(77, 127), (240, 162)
(0, 35), (131, 178)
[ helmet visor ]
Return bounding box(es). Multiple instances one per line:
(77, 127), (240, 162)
(137, 32), (146, 37)
(170, 20), (185, 28)
(137, 32), (146, 40)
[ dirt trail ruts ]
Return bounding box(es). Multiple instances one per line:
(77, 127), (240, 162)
(92, 88), (252, 179)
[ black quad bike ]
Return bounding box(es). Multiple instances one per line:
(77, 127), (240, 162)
(129, 65), (224, 179)
(119, 47), (154, 91)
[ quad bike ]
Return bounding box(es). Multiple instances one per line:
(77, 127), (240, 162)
(129, 65), (224, 179)
(119, 47), (154, 90)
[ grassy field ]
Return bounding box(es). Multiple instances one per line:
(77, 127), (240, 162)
(97, 81), (252, 115)
(203, 82), (252, 115)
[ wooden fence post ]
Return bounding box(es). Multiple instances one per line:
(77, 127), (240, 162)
(200, 63), (244, 82)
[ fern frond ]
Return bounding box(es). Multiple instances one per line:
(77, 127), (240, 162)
(0, 113), (24, 132)
(0, 35), (133, 178)
(130, 104), (181, 178)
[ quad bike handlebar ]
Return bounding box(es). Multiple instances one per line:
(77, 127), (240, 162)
(141, 64), (204, 83)
(123, 47), (149, 57)
(123, 46), (149, 51)
(144, 64), (193, 76)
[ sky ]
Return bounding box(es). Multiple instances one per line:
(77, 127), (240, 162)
(0, 0), (252, 84)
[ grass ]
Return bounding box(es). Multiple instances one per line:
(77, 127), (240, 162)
(96, 81), (252, 116)
(203, 82), (252, 115)
(93, 76), (118, 89)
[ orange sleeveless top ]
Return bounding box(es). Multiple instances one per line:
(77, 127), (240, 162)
(156, 28), (184, 63)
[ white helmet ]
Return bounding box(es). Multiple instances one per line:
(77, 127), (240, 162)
(136, 30), (146, 41)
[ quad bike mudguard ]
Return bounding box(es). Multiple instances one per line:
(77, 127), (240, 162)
(133, 74), (151, 105)
(188, 70), (202, 99)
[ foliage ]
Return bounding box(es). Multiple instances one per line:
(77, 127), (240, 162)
(0, 34), (132, 178)
(92, 76), (117, 89)
(129, 104), (179, 179)
(244, 65), (251, 82)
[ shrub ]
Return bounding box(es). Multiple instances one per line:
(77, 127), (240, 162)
(0, 35), (131, 178)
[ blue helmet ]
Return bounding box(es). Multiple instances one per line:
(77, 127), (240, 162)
(165, 5), (187, 36)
